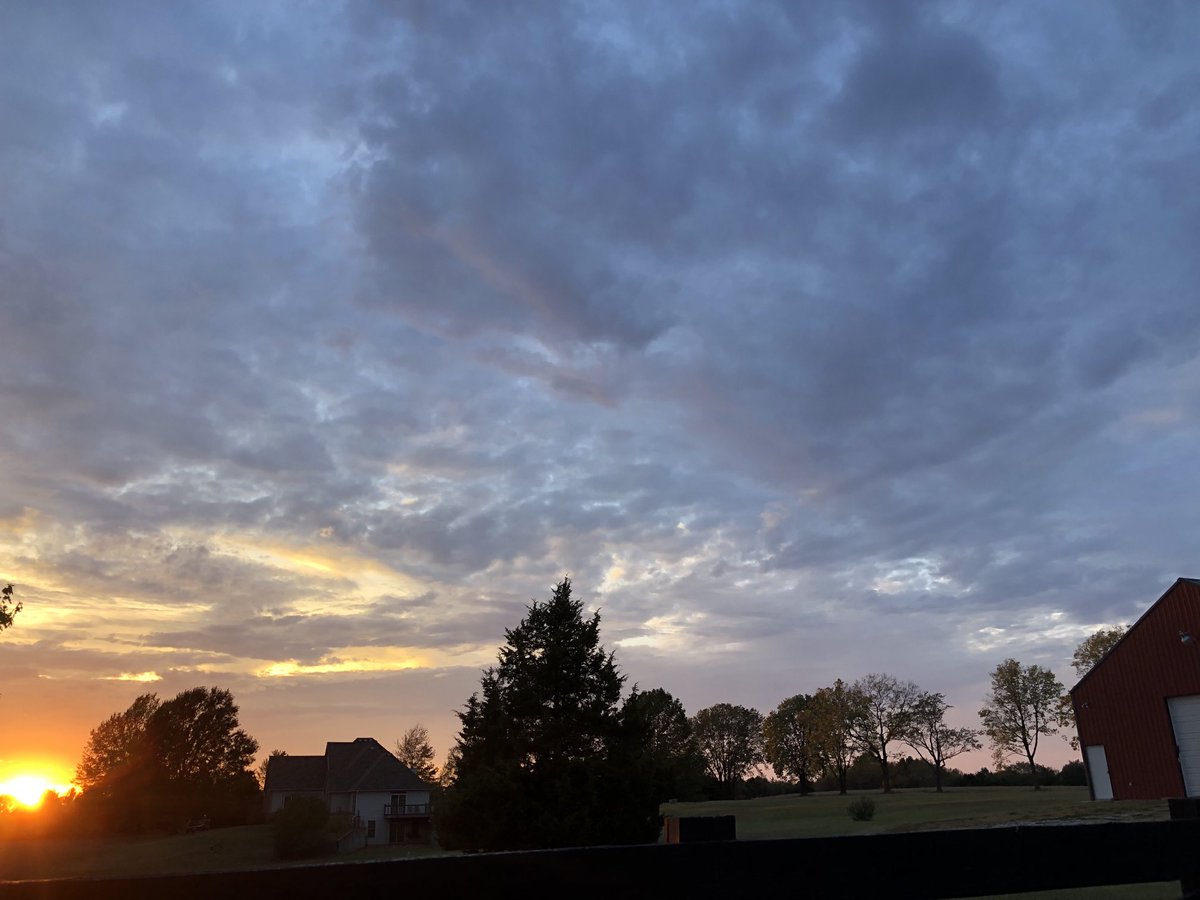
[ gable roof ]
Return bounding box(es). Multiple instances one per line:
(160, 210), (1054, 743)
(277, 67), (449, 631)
(264, 754), (325, 793)
(264, 737), (433, 794)
(1069, 577), (1199, 695)
(324, 737), (432, 792)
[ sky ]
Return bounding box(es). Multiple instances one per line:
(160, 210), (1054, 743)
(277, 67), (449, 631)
(2, 1), (1198, 786)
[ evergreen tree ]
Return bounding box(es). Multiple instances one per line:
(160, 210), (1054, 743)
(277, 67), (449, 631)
(437, 577), (658, 849)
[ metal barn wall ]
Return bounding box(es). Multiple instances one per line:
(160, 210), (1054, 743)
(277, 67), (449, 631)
(1072, 579), (1200, 800)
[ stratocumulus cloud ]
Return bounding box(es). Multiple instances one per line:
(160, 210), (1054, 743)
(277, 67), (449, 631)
(1, 0), (1198, 773)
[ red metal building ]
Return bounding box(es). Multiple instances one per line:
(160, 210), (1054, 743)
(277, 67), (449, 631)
(1071, 578), (1200, 800)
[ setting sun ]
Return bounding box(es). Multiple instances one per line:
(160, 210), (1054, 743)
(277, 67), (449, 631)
(0, 774), (72, 809)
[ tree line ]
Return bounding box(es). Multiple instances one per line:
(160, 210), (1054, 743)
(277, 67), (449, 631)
(430, 578), (1127, 850)
(696, 674), (982, 799)
(2, 575), (1125, 851)
(673, 630), (1122, 801)
(69, 687), (259, 832)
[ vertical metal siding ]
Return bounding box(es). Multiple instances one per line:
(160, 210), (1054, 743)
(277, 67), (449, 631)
(1072, 580), (1200, 800)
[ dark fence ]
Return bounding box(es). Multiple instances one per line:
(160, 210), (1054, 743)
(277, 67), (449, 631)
(663, 813), (736, 843)
(3, 819), (1198, 900)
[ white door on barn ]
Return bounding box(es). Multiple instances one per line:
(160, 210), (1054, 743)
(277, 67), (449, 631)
(1084, 745), (1113, 800)
(1168, 694), (1200, 797)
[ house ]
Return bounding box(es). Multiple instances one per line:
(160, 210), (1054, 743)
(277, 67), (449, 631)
(1070, 578), (1200, 800)
(264, 737), (435, 843)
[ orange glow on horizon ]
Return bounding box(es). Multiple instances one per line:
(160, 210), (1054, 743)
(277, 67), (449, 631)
(0, 773), (74, 809)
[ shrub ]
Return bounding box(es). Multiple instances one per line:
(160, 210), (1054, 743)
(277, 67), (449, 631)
(273, 796), (330, 859)
(1060, 761), (1087, 786)
(847, 797), (876, 821)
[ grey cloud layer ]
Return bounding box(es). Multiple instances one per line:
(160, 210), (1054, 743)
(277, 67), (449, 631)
(2, 1), (1199, 753)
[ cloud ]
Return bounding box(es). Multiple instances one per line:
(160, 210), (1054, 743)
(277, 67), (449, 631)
(833, 17), (1002, 143)
(2, 1), (1199, 772)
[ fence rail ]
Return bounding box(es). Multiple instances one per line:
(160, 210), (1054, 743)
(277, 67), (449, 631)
(3, 818), (1198, 899)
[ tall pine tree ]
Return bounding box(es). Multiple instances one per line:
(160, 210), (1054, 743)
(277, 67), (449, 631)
(437, 577), (658, 849)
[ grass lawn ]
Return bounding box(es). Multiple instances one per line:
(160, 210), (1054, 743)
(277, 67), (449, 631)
(660, 785), (1168, 840)
(663, 787), (1178, 899)
(0, 824), (453, 882)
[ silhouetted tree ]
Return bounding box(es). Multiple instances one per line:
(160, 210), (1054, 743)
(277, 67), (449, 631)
(394, 724), (438, 783)
(691, 703), (764, 798)
(848, 674), (922, 793)
(150, 687), (258, 786)
(437, 578), (658, 850)
(621, 686), (706, 801)
(979, 659), (1064, 789)
(76, 686), (259, 829)
(764, 694), (819, 794)
(624, 687), (692, 758)
(904, 692), (981, 792)
(438, 747), (460, 788)
(0, 583), (20, 632)
(75, 693), (161, 793)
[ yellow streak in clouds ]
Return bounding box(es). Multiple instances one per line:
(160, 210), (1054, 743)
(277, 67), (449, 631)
(209, 534), (424, 598)
(251, 642), (501, 678)
(256, 648), (429, 678)
(614, 611), (709, 652)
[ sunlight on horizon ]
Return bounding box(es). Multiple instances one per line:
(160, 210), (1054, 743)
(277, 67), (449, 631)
(0, 773), (75, 809)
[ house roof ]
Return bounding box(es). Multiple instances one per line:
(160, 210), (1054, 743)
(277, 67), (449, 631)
(1069, 577), (1199, 695)
(324, 737), (432, 792)
(264, 754), (325, 793)
(264, 737), (433, 795)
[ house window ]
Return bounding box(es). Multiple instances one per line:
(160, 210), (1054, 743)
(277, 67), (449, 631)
(391, 792), (407, 812)
(367, 820), (376, 838)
